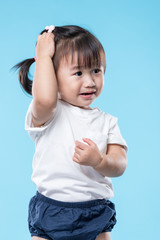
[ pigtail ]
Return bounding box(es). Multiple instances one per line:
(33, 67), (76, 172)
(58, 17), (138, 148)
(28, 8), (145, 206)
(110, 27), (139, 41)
(11, 58), (35, 95)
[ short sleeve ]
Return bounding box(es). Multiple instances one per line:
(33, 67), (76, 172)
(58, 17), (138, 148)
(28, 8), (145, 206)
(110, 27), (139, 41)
(24, 99), (58, 142)
(107, 115), (128, 152)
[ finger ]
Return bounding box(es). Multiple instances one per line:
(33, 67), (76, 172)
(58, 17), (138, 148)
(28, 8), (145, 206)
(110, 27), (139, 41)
(74, 152), (80, 159)
(82, 138), (95, 146)
(42, 32), (54, 37)
(37, 33), (45, 40)
(41, 32), (48, 38)
(75, 146), (83, 155)
(47, 33), (55, 39)
(75, 140), (88, 150)
(40, 33), (54, 42)
(72, 155), (80, 163)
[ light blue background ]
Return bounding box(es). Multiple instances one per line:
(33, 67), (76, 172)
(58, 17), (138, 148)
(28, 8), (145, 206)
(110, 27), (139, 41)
(1, 0), (160, 239)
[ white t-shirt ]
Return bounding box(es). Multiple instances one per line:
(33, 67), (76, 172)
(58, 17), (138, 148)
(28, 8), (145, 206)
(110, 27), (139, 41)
(25, 99), (128, 202)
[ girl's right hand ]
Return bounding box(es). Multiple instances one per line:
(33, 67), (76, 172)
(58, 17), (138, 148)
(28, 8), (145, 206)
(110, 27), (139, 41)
(36, 32), (55, 59)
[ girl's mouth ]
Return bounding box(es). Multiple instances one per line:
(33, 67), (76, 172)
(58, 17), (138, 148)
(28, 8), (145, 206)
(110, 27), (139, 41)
(80, 91), (96, 99)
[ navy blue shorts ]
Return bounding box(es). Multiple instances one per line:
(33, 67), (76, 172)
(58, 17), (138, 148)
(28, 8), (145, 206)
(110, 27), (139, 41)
(28, 191), (117, 240)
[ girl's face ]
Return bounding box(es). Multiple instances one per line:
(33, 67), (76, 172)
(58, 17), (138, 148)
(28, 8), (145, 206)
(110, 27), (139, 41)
(56, 52), (105, 109)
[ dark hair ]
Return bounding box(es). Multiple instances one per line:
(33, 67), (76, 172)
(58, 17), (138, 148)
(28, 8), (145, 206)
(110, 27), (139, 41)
(11, 25), (106, 96)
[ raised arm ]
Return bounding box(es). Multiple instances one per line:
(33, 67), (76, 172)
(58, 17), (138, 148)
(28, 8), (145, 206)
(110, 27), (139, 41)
(31, 32), (58, 127)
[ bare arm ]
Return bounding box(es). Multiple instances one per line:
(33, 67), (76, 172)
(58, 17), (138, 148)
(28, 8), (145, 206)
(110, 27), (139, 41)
(31, 32), (58, 127)
(32, 56), (58, 106)
(93, 144), (128, 177)
(32, 32), (58, 106)
(73, 139), (128, 178)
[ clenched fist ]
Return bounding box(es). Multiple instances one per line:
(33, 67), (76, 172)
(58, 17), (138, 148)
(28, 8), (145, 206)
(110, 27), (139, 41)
(36, 32), (55, 59)
(72, 138), (103, 168)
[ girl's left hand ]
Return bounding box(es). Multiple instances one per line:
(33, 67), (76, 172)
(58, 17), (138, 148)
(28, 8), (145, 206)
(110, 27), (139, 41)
(72, 138), (103, 168)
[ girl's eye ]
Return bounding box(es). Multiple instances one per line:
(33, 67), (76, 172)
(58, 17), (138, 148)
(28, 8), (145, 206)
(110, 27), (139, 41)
(92, 69), (101, 74)
(74, 71), (82, 76)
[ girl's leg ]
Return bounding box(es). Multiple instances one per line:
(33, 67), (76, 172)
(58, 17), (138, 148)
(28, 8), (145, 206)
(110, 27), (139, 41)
(32, 237), (49, 240)
(96, 232), (111, 240)
(32, 233), (109, 240)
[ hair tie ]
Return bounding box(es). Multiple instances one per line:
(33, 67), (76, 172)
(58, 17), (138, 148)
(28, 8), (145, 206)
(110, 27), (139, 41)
(34, 56), (37, 61)
(45, 25), (55, 33)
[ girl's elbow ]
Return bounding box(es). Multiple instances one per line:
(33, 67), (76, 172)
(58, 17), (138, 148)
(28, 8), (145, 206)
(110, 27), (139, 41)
(120, 157), (128, 176)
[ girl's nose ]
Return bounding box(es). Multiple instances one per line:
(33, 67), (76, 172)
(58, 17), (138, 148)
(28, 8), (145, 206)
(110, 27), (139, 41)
(83, 74), (96, 87)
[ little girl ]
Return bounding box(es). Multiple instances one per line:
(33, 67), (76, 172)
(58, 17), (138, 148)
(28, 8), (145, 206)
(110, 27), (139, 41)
(13, 25), (128, 240)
